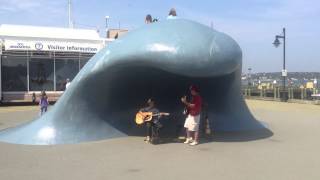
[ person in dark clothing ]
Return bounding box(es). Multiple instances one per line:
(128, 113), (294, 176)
(139, 98), (163, 143)
(39, 90), (49, 116)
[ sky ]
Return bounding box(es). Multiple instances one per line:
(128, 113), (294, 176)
(0, 0), (319, 73)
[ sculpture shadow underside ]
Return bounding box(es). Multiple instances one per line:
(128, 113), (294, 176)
(0, 19), (272, 145)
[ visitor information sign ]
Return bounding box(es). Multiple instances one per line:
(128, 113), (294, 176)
(4, 40), (103, 53)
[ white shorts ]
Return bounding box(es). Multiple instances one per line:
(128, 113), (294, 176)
(184, 114), (200, 131)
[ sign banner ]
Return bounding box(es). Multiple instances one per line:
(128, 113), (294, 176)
(4, 40), (103, 53)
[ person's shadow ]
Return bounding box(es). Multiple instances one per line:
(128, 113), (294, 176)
(107, 110), (273, 145)
(148, 128), (273, 145)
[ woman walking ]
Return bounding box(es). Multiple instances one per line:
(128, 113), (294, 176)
(39, 91), (49, 116)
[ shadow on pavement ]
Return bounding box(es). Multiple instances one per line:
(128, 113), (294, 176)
(141, 128), (273, 145)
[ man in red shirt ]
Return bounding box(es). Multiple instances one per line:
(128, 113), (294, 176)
(181, 85), (202, 145)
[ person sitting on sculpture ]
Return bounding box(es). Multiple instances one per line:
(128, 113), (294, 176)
(167, 8), (178, 19)
(145, 14), (153, 24)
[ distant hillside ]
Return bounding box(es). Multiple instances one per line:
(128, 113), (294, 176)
(245, 72), (320, 80)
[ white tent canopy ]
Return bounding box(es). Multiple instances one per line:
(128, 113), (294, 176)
(0, 24), (110, 53)
(0, 24), (101, 41)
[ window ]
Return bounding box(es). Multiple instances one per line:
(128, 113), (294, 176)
(29, 58), (54, 91)
(80, 56), (91, 69)
(55, 58), (79, 91)
(1, 51), (95, 92)
(1, 56), (28, 91)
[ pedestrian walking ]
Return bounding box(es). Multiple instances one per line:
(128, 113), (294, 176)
(39, 91), (49, 116)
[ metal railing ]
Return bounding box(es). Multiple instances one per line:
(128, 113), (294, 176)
(242, 86), (319, 101)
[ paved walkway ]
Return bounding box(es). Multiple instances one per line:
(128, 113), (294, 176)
(0, 100), (319, 180)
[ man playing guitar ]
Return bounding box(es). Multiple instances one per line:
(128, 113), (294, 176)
(181, 85), (202, 146)
(139, 98), (165, 144)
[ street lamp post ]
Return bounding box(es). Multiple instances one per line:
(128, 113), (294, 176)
(273, 28), (287, 101)
(248, 68), (252, 87)
(314, 78), (318, 94)
(68, 0), (73, 28)
(105, 16), (110, 38)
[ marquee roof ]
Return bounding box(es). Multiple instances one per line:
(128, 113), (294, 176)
(0, 24), (102, 41)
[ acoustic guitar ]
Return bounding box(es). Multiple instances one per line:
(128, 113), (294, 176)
(135, 111), (170, 125)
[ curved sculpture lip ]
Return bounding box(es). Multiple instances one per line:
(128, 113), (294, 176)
(91, 19), (242, 78)
(0, 19), (271, 145)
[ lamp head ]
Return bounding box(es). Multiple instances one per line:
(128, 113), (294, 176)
(273, 37), (280, 47)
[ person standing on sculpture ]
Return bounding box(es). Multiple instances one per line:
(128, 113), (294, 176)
(181, 85), (202, 145)
(39, 90), (49, 116)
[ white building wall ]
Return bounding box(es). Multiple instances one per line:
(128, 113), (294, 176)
(0, 24), (114, 102)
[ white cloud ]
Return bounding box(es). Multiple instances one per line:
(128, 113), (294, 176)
(177, 0), (320, 72)
(0, 0), (67, 26)
(259, 0), (320, 20)
(0, 0), (41, 12)
(0, 0), (65, 15)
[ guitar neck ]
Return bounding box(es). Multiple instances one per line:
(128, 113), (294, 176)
(152, 113), (169, 116)
(152, 113), (162, 117)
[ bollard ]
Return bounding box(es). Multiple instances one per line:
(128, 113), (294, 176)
(304, 88), (307, 99)
(32, 92), (36, 104)
(288, 88), (292, 99)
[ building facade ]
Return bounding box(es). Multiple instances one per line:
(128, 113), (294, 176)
(0, 24), (110, 102)
(107, 29), (128, 39)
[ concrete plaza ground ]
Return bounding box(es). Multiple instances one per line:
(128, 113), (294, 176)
(0, 100), (319, 180)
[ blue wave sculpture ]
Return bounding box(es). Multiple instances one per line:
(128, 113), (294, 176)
(0, 19), (270, 145)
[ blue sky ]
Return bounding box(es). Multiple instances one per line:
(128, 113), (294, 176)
(0, 0), (319, 73)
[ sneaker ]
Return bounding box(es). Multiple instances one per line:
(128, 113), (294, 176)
(189, 141), (199, 146)
(183, 138), (193, 144)
(144, 136), (150, 142)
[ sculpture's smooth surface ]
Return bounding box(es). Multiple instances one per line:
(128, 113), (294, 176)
(0, 19), (270, 145)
